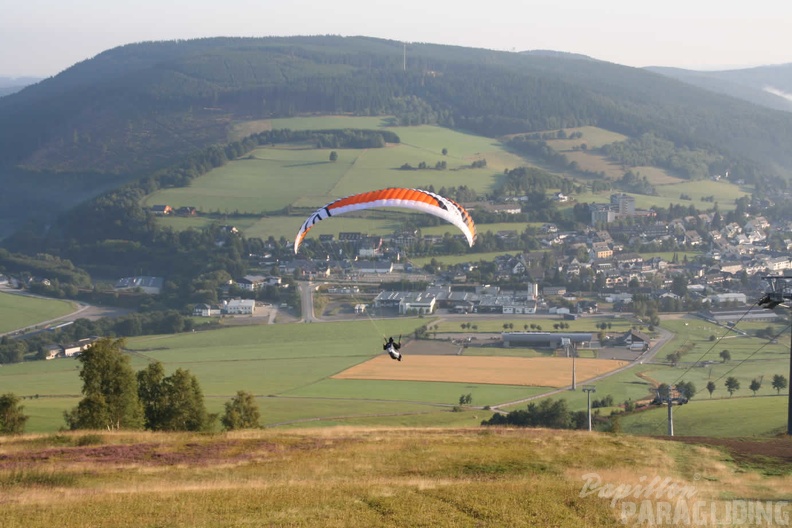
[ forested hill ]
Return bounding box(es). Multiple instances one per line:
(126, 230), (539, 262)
(3, 35), (792, 180)
(647, 64), (792, 114)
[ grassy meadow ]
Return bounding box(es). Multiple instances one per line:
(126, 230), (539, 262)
(2, 318), (551, 433)
(144, 116), (547, 243)
(144, 118), (524, 216)
(570, 177), (749, 213)
(1, 427), (790, 528)
(0, 291), (75, 334)
(144, 115), (754, 251)
(620, 396), (788, 437)
(496, 314), (792, 436)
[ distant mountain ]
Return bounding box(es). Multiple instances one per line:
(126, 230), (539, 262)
(0, 76), (43, 97)
(3, 36), (792, 237)
(646, 64), (792, 113)
(519, 50), (595, 61)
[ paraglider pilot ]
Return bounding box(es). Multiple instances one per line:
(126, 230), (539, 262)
(384, 336), (402, 361)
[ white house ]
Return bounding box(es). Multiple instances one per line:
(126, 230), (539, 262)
(399, 293), (435, 314)
(236, 275), (266, 291)
(193, 303), (222, 317)
(224, 299), (256, 315)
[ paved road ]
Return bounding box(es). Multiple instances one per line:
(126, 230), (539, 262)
(299, 281), (318, 322)
(0, 287), (132, 338)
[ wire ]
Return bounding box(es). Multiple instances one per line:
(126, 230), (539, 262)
(711, 325), (789, 384)
(668, 298), (761, 388)
(642, 296), (776, 435)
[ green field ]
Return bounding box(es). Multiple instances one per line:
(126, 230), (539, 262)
(143, 116), (543, 242)
(571, 177), (749, 213)
(0, 291), (75, 334)
(146, 117), (751, 248)
(496, 314), (792, 436)
(408, 251), (520, 267)
(2, 318), (544, 432)
(620, 396), (787, 437)
(430, 315), (634, 335)
(144, 119), (525, 216)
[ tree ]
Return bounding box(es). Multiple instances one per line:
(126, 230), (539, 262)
(706, 381), (716, 398)
(0, 393), (28, 435)
(65, 338), (143, 430)
(442, 148), (448, 156)
(749, 378), (762, 396)
(655, 383), (671, 402)
(137, 361), (166, 430)
(719, 350), (731, 363)
(329, 151), (338, 162)
(666, 352), (681, 367)
(676, 381), (696, 400)
(136, 362), (209, 431)
(772, 374), (788, 395)
(221, 391), (261, 430)
(724, 377), (740, 397)
(670, 276), (688, 298)
(159, 369), (209, 431)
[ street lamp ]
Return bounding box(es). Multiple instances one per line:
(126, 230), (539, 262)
(758, 274), (792, 436)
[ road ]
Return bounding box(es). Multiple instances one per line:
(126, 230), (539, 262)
(0, 287), (132, 338)
(299, 281), (318, 322)
(293, 284), (677, 412)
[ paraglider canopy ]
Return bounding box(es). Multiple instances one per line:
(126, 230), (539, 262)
(293, 187), (476, 253)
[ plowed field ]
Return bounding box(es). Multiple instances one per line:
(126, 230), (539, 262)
(334, 355), (628, 387)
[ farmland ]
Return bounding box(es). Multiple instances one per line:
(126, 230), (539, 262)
(145, 115), (753, 256)
(0, 291), (75, 335)
(334, 355), (628, 387)
(145, 117), (525, 219)
(1, 318), (545, 432)
(5, 307), (790, 438)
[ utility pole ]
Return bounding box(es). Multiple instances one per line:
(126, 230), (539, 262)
(656, 384), (687, 437)
(582, 385), (596, 431)
(563, 338), (576, 390)
(572, 345), (576, 390)
(758, 274), (792, 436)
(667, 395), (674, 437)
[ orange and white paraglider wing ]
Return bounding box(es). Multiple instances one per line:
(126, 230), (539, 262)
(294, 188), (476, 253)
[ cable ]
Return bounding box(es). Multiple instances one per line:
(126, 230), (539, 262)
(641, 296), (773, 435)
(668, 298), (762, 388)
(711, 325), (789, 384)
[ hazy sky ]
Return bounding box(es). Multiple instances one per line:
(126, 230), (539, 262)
(2, 0), (791, 77)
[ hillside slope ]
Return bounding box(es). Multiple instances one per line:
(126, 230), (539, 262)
(648, 64), (792, 113)
(1, 427), (790, 527)
(3, 36), (792, 176)
(4, 36), (792, 240)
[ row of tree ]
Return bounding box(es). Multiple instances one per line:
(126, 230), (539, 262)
(54, 338), (260, 433)
(703, 375), (787, 398)
(481, 398), (588, 430)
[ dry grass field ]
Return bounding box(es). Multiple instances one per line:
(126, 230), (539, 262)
(334, 355), (628, 388)
(2, 427), (790, 527)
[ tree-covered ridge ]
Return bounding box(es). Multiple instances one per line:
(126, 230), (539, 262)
(600, 133), (725, 180)
(2, 35), (792, 183)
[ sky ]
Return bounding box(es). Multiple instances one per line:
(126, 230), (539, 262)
(2, 0), (792, 77)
